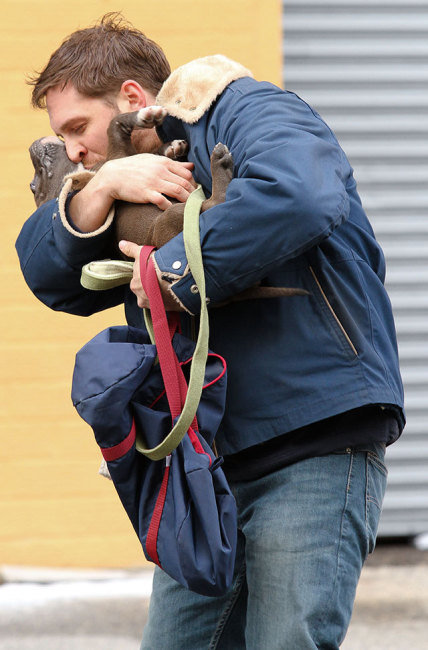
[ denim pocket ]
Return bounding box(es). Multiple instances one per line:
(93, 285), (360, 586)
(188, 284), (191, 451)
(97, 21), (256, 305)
(365, 447), (388, 553)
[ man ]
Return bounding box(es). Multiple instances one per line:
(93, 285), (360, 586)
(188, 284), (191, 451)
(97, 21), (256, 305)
(17, 13), (404, 649)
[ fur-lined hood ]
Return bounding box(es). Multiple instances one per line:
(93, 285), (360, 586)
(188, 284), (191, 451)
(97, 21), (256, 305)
(156, 55), (253, 124)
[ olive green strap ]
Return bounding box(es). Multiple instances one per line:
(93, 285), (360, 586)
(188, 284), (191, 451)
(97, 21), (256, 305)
(136, 185), (209, 459)
(81, 259), (134, 290)
(79, 186), (209, 460)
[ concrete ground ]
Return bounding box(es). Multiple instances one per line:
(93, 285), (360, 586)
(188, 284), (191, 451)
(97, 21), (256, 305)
(1, 542), (428, 649)
(0, 567), (151, 650)
(342, 542), (428, 650)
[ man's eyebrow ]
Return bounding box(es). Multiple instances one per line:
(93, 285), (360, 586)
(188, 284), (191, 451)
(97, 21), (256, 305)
(55, 116), (85, 135)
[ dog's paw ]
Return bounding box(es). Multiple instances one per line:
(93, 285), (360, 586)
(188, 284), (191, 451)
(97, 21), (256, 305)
(164, 139), (189, 159)
(212, 143), (233, 170)
(135, 106), (167, 128)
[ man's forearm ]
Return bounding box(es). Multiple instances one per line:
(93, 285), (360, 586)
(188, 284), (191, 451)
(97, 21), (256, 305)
(68, 154), (195, 233)
(68, 169), (114, 232)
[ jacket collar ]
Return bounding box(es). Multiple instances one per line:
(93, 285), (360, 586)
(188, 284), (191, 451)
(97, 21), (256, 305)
(156, 55), (253, 124)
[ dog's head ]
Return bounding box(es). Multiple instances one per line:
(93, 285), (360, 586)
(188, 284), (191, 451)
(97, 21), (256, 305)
(29, 136), (81, 207)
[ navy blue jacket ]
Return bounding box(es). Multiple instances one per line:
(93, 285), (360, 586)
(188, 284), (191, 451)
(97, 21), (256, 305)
(16, 58), (404, 455)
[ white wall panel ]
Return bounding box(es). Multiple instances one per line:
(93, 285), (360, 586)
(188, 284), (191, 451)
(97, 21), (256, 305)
(283, 0), (428, 536)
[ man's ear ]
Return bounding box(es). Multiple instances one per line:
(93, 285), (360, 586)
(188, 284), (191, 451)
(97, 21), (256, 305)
(116, 80), (148, 111)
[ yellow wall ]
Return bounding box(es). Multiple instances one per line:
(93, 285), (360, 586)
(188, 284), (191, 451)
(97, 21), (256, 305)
(0, 0), (282, 568)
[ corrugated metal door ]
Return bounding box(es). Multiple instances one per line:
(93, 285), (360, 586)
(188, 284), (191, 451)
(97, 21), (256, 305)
(282, 0), (428, 535)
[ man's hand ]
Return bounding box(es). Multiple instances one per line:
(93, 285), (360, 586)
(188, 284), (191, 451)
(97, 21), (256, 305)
(69, 154), (195, 233)
(118, 240), (184, 312)
(103, 154), (196, 209)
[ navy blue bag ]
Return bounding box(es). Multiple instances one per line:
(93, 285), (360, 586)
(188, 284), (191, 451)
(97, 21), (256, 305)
(71, 188), (237, 596)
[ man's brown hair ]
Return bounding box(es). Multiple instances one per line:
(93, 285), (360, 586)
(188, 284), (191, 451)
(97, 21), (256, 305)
(28, 13), (171, 108)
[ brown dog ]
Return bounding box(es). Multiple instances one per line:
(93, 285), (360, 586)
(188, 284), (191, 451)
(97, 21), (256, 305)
(29, 107), (307, 299)
(29, 106), (234, 248)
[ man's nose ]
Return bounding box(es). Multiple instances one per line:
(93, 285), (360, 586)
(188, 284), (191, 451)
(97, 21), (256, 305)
(66, 140), (86, 164)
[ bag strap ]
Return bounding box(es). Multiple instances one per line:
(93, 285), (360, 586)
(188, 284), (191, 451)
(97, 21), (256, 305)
(136, 185), (209, 460)
(139, 246), (185, 421)
(81, 259), (134, 291)
(140, 248), (199, 430)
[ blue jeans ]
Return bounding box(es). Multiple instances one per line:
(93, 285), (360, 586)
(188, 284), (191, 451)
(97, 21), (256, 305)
(141, 443), (387, 649)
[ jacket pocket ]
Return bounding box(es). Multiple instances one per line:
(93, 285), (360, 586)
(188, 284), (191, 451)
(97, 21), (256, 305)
(309, 266), (358, 358)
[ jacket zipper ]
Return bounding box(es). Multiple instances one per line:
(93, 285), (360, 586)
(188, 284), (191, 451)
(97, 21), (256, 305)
(309, 266), (358, 357)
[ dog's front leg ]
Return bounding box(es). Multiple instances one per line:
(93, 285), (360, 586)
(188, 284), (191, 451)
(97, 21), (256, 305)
(106, 106), (168, 159)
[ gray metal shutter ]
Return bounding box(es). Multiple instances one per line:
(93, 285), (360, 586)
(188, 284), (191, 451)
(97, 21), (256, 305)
(282, 0), (428, 536)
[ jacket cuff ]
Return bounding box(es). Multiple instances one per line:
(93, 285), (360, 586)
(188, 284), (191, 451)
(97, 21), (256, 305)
(150, 254), (192, 314)
(52, 175), (116, 266)
(58, 174), (115, 237)
(154, 236), (203, 315)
